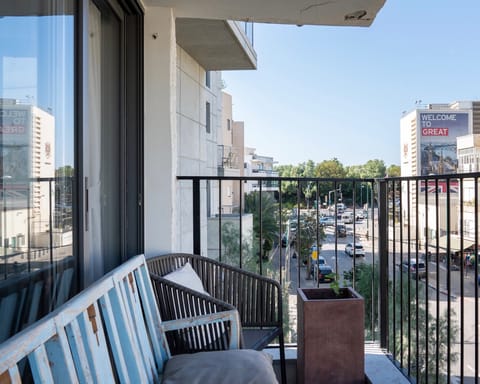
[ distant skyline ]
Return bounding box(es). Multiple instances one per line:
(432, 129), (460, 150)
(222, 1), (480, 167)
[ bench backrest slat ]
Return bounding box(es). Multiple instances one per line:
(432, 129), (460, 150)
(65, 318), (95, 383)
(106, 277), (149, 383)
(44, 326), (79, 383)
(30, 344), (55, 383)
(134, 264), (169, 371)
(0, 255), (169, 383)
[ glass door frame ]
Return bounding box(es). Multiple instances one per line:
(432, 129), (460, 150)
(76, 0), (143, 287)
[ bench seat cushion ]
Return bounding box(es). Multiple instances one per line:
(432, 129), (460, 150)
(162, 349), (278, 384)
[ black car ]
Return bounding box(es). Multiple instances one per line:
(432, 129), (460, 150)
(401, 259), (426, 279)
(336, 224), (347, 237)
(317, 265), (335, 283)
(281, 234), (288, 247)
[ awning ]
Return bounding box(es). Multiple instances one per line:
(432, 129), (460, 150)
(437, 235), (475, 252)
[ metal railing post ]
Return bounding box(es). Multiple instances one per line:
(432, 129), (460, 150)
(378, 179), (389, 348)
(193, 179), (201, 255)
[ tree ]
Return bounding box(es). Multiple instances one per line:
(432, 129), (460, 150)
(244, 191), (279, 259)
(387, 164), (401, 177)
(362, 159), (386, 178)
(314, 158), (346, 204)
(55, 165), (74, 177)
(344, 263), (457, 384)
(221, 222), (260, 271)
(293, 214), (325, 279)
(314, 158), (346, 179)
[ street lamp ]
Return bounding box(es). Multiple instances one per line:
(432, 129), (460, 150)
(360, 185), (364, 209)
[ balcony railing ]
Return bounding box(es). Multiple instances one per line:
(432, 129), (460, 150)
(179, 173), (480, 383)
(0, 177), (75, 343)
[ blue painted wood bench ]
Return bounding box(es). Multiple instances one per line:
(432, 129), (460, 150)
(0, 254), (278, 383)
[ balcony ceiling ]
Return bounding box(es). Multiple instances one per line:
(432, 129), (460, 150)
(176, 19), (257, 70)
(145, 0), (387, 27)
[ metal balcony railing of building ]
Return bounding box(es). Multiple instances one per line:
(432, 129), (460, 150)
(178, 173), (480, 384)
(0, 176), (75, 343)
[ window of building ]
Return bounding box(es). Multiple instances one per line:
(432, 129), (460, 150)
(0, 0), (144, 343)
(0, 0), (77, 344)
(206, 71), (211, 88)
(227, 119), (231, 131)
(206, 102), (211, 133)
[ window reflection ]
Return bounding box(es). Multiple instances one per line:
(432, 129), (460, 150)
(0, 1), (75, 342)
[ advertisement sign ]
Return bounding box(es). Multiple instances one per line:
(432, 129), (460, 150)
(0, 105), (31, 208)
(419, 112), (469, 176)
(419, 180), (459, 194)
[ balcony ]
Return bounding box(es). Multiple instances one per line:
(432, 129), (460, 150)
(176, 18), (257, 70)
(1, 173), (480, 382)
(179, 173), (480, 383)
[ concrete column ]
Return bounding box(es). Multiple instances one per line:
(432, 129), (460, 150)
(144, 7), (177, 257)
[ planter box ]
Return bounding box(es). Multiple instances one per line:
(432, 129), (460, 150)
(297, 287), (364, 384)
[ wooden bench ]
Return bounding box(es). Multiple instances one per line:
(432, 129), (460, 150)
(0, 255), (278, 383)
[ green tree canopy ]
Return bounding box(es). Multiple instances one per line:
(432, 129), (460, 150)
(386, 164), (401, 177)
(314, 158), (346, 179)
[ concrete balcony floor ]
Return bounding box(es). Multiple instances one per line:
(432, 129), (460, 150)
(266, 343), (410, 384)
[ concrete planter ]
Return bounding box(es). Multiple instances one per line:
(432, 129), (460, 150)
(297, 287), (364, 384)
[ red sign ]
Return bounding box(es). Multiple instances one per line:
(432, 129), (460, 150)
(421, 127), (449, 136)
(420, 180), (459, 193)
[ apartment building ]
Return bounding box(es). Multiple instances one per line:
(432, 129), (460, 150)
(400, 101), (480, 251)
(0, 99), (58, 253)
(244, 147), (279, 193)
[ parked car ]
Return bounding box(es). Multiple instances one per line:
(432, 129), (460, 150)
(317, 265), (335, 283)
(319, 216), (335, 226)
(401, 258), (426, 278)
(345, 243), (365, 257)
(336, 224), (347, 237)
(310, 256), (327, 276)
(341, 212), (353, 224)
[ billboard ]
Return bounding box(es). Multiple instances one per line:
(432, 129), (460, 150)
(0, 104), (31, 209)
(419, 111), (469, 176)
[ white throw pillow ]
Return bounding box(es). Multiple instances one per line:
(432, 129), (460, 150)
(163, 262), (208, 296)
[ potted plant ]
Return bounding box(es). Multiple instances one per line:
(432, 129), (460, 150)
(297, 282), (364, 384)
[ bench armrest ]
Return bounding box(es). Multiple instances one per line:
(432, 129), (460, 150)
(162, 309), (241, 349)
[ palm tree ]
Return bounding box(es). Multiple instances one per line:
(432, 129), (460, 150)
(244, 191), (279, 259)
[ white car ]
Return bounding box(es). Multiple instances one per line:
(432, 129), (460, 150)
(319, 216), (335, 226)
(345, 243), (365, 257)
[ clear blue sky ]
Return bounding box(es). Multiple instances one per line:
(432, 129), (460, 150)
(222, 1), (480, 167)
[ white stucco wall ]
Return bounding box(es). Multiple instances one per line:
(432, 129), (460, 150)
(144, 6), (223, 256)
(144, 7), (177, 257)
(176, 47), (223, 255)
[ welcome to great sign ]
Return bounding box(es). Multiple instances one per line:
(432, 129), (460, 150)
(420, 112), (468, 136)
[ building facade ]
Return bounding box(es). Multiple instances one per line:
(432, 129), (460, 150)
(400, 101), (480, 252)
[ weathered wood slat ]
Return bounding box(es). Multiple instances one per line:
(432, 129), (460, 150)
(0, 254), (257, 383)
(29, 344), (54, 383)
(45, 326), (79, 383)
(79, 303), (115, 382)
(66, 318), (94, 383)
